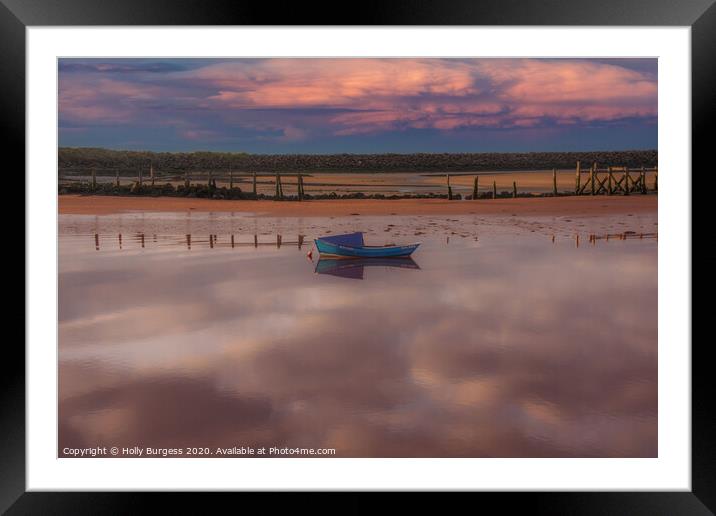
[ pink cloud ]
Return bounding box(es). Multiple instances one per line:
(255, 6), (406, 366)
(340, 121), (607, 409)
(191, 59), (656, 133)
(59, 76), (165, 123)
(486, 60), (656, 104)
(59, 58), (657, 137)
(195, 59), (478, 109)
(474, 59), (657, 124)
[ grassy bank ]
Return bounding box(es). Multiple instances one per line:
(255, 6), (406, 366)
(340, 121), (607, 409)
(59, 147), (658, 174)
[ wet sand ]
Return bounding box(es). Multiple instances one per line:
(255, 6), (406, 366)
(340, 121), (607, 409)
(59, 194), (657, 217)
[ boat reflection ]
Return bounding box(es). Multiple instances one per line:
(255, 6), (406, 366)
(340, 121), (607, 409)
(314, 257), (421, 280)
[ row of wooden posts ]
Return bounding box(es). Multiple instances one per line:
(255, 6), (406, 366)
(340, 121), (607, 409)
(445, 161), (657, 199)
(447, 173), (537, 200)
(447, 175), (517, 200)
(85, 161), (657, 200)
(88, 166), (308, 200)
(187, 169), (306, 200)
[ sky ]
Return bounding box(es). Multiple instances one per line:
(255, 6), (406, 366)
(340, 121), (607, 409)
(58, 58), (657, 154)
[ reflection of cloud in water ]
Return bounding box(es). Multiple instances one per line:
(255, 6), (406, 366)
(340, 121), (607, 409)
(60, 374), (273, 450)
(59, 232), (657, 457)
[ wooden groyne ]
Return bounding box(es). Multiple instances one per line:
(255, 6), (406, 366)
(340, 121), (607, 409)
(436, 161), (657, 199)
(571, 161), (657, 196)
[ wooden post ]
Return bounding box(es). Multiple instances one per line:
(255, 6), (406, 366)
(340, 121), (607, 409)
(229, 169), (233, 189)
(641, 167), (647, 194)
(231, 234), (235, 248)
(512, 181), (517, 198)
(138, 167), (143, 186)
(186, 234), (191, 250)
(115, 169), (120, 187)
(275, 172), (282, 199)
(277, 234), (282, 248)
(150, 162), (155, 186)
(184, 170), (190, 188)
(590, 164), (595, 195)
(447, 174), (452, 200)
(298, 173), (304, 201)
(596, 174), (608, 194)
(592, 161), (606, 193)
(472, 176), (478, 200)
(575, 161), (581, 194)
(552, 168), (557, 196)
(253, 171), (257, 196)
(492, 180), (497, 199)
(607, 167), (613, 195)
(91, 168), (96, 190)
(254, 234), (258, 248)
(624, 168), (630, 196)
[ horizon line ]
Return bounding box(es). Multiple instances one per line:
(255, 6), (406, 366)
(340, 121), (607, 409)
(59, 146), (658, 156)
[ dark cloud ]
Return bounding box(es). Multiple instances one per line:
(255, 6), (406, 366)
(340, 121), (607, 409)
(59, 61), (186, 74)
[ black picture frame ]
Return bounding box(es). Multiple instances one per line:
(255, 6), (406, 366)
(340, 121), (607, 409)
(7, 0), (712, 512)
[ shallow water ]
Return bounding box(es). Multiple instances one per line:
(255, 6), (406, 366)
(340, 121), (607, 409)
(59, 212), (657, 457)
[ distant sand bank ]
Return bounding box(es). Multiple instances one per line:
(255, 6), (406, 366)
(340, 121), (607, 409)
(59, 194), (657, 217)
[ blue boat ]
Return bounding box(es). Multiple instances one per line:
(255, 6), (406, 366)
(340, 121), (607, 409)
(314, 232), (420, 258)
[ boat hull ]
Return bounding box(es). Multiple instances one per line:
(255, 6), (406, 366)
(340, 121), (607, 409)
(315, 239), (420, 258)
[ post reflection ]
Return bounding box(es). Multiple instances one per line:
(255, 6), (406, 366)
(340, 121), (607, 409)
(90, 231), (657, 252)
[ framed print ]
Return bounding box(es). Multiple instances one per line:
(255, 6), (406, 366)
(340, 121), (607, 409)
(8, 0), (713, 512)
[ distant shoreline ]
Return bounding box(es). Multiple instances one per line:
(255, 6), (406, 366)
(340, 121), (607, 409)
(59, 194), (658, 218)
(59, 148), (658, 174)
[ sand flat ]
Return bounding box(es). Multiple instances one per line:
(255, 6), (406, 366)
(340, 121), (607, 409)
(59, 194), (657, 217)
